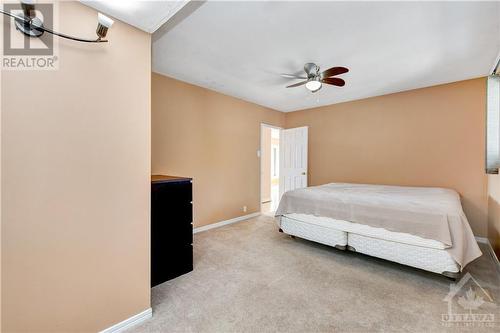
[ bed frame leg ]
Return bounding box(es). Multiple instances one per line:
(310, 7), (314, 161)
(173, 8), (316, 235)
(278, 228), (295, 239)
(347, 245), (356, 252)
(442, 271), (460, 281)
(335, 245), (347, 251)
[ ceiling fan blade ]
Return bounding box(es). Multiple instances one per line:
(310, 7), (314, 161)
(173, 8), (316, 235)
(321, 66), (349, 78)
(322, 77), (345, 86)
(281, 73), (307, 79)
(286, 81), (308, 88)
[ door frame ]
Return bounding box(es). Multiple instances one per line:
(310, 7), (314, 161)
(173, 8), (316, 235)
(259, 123), (283, 214)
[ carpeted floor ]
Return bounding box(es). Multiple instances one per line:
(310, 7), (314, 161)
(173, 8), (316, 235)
(129, 215), (500, 332)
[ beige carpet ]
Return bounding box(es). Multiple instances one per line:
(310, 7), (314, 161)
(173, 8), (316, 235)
(129, 215), (500, 332)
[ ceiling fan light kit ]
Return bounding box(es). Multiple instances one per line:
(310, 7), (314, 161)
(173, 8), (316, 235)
(305, 79), (322, 92)
(282, 62), (349, 93)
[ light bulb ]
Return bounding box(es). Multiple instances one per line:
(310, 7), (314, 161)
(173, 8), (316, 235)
(98, 13), (114, 28)
(305, 80), (322, 92)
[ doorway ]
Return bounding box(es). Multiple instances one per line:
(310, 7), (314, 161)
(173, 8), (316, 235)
(260, 124), (281, 215)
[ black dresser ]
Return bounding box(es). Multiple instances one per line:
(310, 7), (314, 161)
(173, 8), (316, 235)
(151, 175), (193, 287)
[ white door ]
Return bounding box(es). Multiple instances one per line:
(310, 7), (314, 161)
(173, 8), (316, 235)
(280, 126), (308, 197)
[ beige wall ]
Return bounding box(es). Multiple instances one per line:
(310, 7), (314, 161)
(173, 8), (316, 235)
(286, 78), (488, 237)
(152, 73), (285, 227)
(261, 127), (272, 203)
(1, 2), (151, 332)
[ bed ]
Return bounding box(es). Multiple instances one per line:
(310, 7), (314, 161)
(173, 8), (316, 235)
(275, 183), (482, 278)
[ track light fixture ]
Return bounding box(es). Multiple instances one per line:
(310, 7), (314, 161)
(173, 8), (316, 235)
(0, 0), (114, 43)
(96, 12), (114, 39)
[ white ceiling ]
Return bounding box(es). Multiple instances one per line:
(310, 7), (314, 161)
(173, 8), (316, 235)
(80, 0), (188, 33)
(152, 1), (500, 112)
(81, 1), (500, 112)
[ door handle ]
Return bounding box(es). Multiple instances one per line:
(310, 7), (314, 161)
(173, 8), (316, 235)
(301, 172), (306, 175)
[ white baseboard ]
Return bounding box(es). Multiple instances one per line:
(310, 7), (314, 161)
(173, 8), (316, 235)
(475, 236), (500, 273)
(194, 212), (261, 233)
(100, 308), (152, 333)
(486, 240), (500, 273)
(475, 236), (488, 244)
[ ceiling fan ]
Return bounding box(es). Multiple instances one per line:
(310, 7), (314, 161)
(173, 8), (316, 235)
(282, 63), (349, 93)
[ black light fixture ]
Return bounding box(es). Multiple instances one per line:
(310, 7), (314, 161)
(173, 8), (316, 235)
(0, 0), (114, 43)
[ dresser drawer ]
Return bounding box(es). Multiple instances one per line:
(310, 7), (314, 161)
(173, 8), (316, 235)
(152, 202), (192, 226)
(151, 244), (193, 287)
(152, 221), (193, 248)
(152, 181), (192, 204)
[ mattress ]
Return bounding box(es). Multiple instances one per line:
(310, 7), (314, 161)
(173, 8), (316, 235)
(284, 213), (447, 249)
(348, 233), (459, 274)
(280, 215), (347, 248)
(278, 213), (460, 274)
